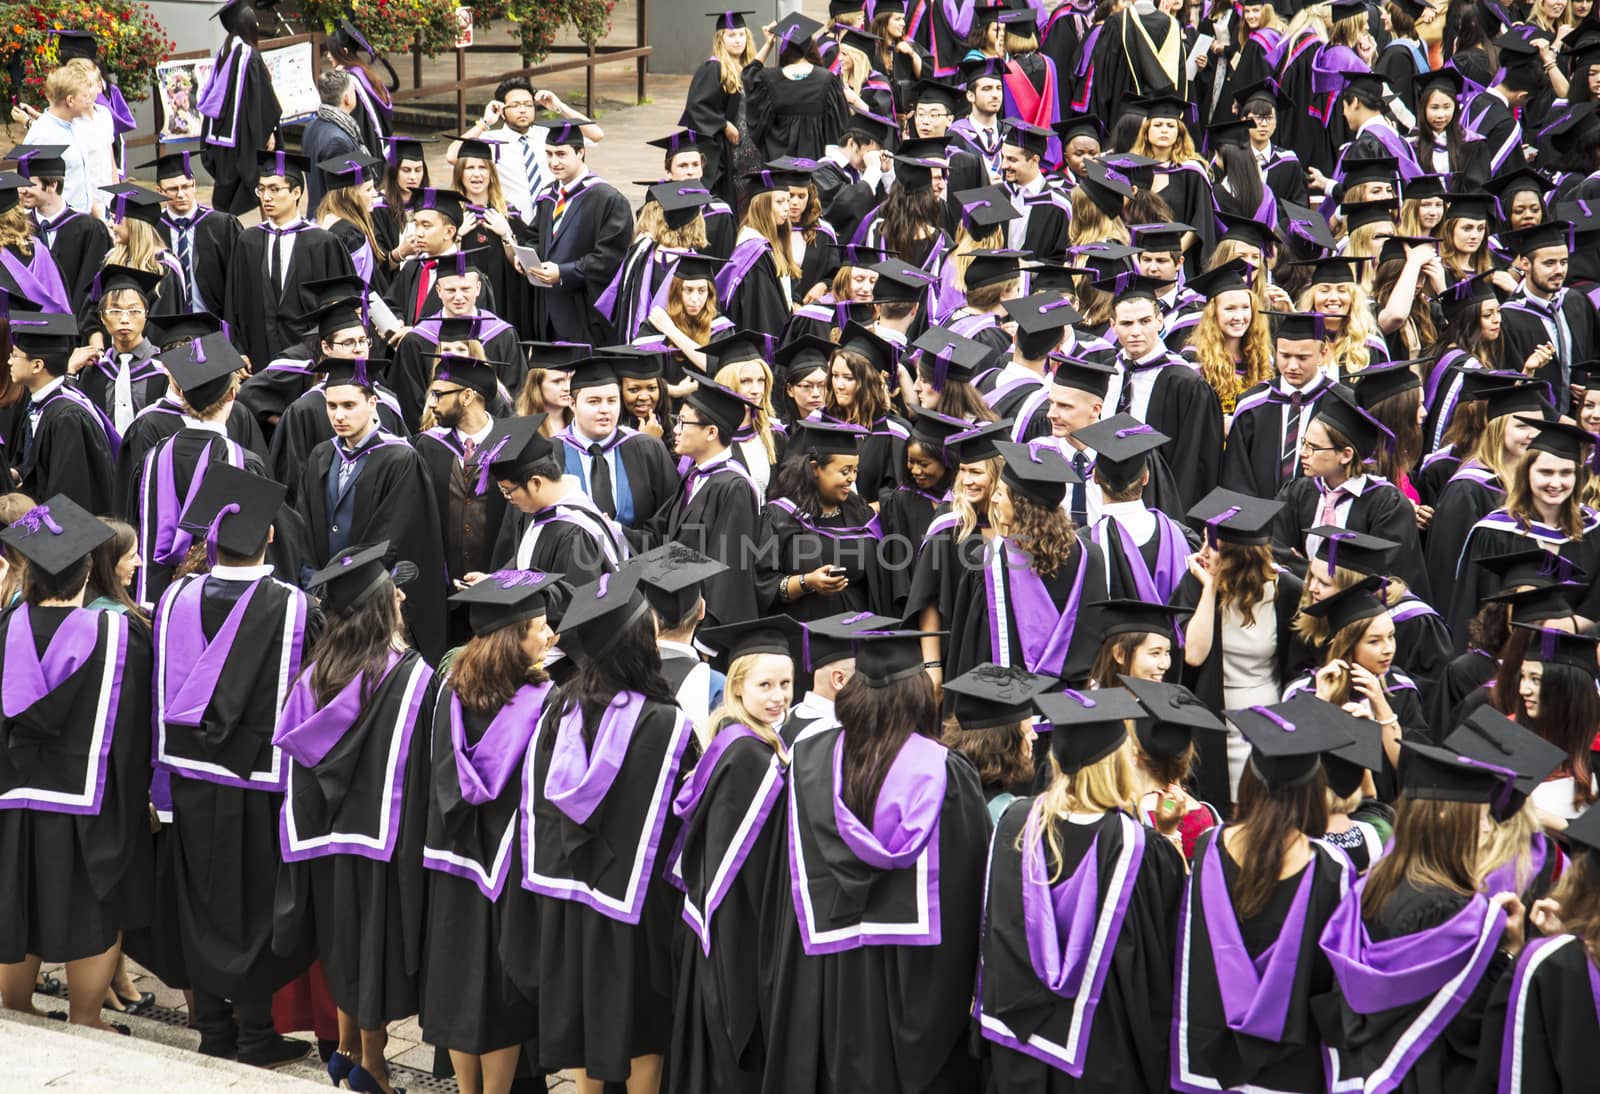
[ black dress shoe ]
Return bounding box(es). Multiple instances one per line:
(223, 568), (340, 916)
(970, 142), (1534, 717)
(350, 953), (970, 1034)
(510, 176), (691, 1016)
(197, 1034), (238, 1059)
(237, 1035), (312, 1070)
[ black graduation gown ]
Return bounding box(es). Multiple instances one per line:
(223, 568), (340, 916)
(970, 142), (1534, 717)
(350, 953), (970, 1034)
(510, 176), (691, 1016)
(13, 384), (116, 516)
(719, 242), (793, 336)
(752, 499), (892, 621)
(272, 651), (434, 1030)
(1174, 568), (1310, 809)
(975, 804), (1186, 1094)
(1271, 475), (1430, 601)
(1113, 360), (1226, 513)
(530, 175), (635, 344)
(657, 456), (763, 625)
(115, 396), (268, 516)
(1498, 290), (1600, 416)
(1276, 35), (1335, 176)
(744, 63), (849, 163)
(857, 414), (910, 502)
(904, 510), (989, 632)
(666, 728), (787, 1094)
(1219, 380), (1336, 501)
(1431, 649), (1498, 736)
(413, 427), (509, 585)
(388, 314), (524, 431)
(1451, 514), (1600, 646)
(1089, 10), (1187, 123)
(521, 694), (696, 1080)
(558, 427), (682, 544)
(1172, 831), (1348, 1094)
(294, 436), (449, 661)
(1318, 881), (1512, 1094)
(39, 209), (110, 317)
(1470, 933), (1600, 1094)
(681, 59), (741, 205)
(158, 206), (242, 318)
(418, 681), (549, 1054)
(1421, 472), (1503, 640)
(1413, 447), (1461, 509)
(155, 570), (315, 999)
(268, 382), (408, 500)
(457, 217), (535, 344)
(225, 223), (357, 372)
(131, 427), (267, 607)
(200, 43), (281, 215)
(0, 606), (153, 963)
(945, 536), (1111, 690)
(877, 484), (944, 610)
(810, 161), (877, 249)
(762, 726), (990, 1093)
(74, 343), (169, 428)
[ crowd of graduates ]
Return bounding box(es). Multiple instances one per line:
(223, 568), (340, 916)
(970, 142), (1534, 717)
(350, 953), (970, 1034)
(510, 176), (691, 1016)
(6, 0), (1600, 1092)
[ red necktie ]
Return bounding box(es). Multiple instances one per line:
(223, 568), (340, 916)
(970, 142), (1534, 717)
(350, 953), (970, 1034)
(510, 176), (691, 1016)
(414, 258), (437, 323)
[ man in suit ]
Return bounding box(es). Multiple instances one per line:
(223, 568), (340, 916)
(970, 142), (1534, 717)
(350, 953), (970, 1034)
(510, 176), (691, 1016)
(526, 120), (633, 344)
(299, 69), (364, 214)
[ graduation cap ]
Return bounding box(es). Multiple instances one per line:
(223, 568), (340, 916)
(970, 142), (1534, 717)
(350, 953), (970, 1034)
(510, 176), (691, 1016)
(774, 334), (834, 379)
(1131, 93), (1188, 121)
(1340, 200), (1397, 233)
(7, 144), (67, 177)
(698, 614), (803, 673)
(771, 11), (825, 51)
(954, 184), (1021, 235)
(889, 147), (948, 194)
(104, 185), (165, 227)
(1400, 173), (1449, 202)
(788, 416), (867, 457)
(829, 0), (867, 13)
(298, 294), (365, 341)
(1053, 113), (1105, 144)
(870, 258), (936, 304)
(449, 569), (564, 637)
(559, 568), (653, 646)
(835, 25), (882, 57)
(706, 10), (753, 29)
(177, 463), (286, 564)
(1184, 258), (1254, 299)
(646, 129), (715, 160)
(682, 369), (757, 436)
(1070, 240), (1140, 272)
(479, 414), (556, 488)
(627, 541), (729, 622)
(1329, 0), (1370, 19)
(911, 327), (993, 388)
(328, 18), (381, 59)
(843, 107), (896, 148)
(148, 311), (224, 349)
(1338, 155), (1399, 192)
(603, 344), (669, 381)
(1093, 598), (1186, 641)
(1130, 221), (1193, 256)
(1339, 71), (1393, 109)
(746, 162), (810, 193)
(1207, 120), (1254, 150)
(1410, 65), (1464, 104)
(1034, 687), (1144, 774)
(1439, 272), (1505, 319)
(49, 28), (99, 63)
(1051, 355), (1116, 398)
(907, 408), (972, 459)
(1443, 707), (1566, 822)
(960, 56), (1006, 85)
(1561, 797), (1600, 859)
(524, 342), (593, 372)
(1441, 191), (1496, 224)
(945, 419), (1012, 464)
(167, 331), (244, 408)
(907, 78), (963, 113)
(1399, 739), (1518, 807)
(1312, 526), (1397, 578)
(701, 327), (767, 371)
(1301, 573), (1388, 635)
(1003, 292), (1082, 352)
(307, 541), (416, 617)
(94, 263), (163, 303)
(1119, 676), (1225, 760)
(837, 320), (897, 375)
(993, 440), (1078, 507)
(1517, 416), (1595, 463)
(1088, 271), (1170, 303)
(415, 187), (466, 227)
(255, 150), (309, 186)
(1023, 261), (1095, 295)
(1475, 382), (1554, 421)
(648, 182), (713, 230)
(1288, 255), (1365, 285)
(1542, 103), (1600, 156)
(1511, 623), (1600, 675)
(1076, 160), (1135, 217)
(1483, 582), (1583, 626)
(1228, 695), (1358, 791)
(317, 153), (385, 192)
(963, 248), (1026, 290)
(1189, 487), (1281, 547)
(1500, 220), (1572, 257)
(428, 354), (501, 401)
(1071, 414), (1169, 485)
(662, 250), (723, 284)
(1100, 151), (1158, 191)
(560, 356), (619, 395)
(381, 134), (434, 165)
(1312, 386), (1391, 460)
(1002, 120), (1051, 159)
(829, 624), (941, 688)
(944, 663), (1055, 731)
(828, 241), (896, 269)
(1214, 211), (1283, 252)
(1280, 200), (1339, 252)
(1349, 359), (1422, 408)
(1476, 547), (1585, 593)
(1480, 166), (1549, 207)
(1233, 77), (1283, 114)
(0, 496), (113, 577)
(533, 118), (594, 151)
(313, 355), (385, 393)
(9, 311), (80, 357)
(793, 611), (894, 673)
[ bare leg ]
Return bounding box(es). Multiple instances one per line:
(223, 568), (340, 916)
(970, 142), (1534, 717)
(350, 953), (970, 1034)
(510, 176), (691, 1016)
(336, 1008), (363, 1066)
(65, 939), (122, 1028)
(0, 955), (45, 1015)
(448, 1050), (482, 1094)
(574, 1073), (606, 1094)
(104, 953), (137, 1009)
(359, 1027), (393, 1093)
(478, 1045), (521, 1094)
(625, 1054), (663, 1094)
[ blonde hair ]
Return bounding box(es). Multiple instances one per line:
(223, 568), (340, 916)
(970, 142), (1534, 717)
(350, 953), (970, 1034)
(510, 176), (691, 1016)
(713, 27), (756, 95)
(1283, 3), (1333, 41)
(743, 191), (801, 279)
(1294, 568), (1407, 645)
(107, 219), (166, 273)
(953, 455), (1001, 540)
(634, 199), (710, 250)
(318, 186), (385, 260)
(1295, 280), (1375, 374)
(1440, 217), (1493, 277)
(667, 276), (718, 345)
(1328, 12), (1368, 45)
(1188, 289), (1274, 411)
(451, 156), (507, 217)
(1477, 800), (1543, 893)
(706, 652), (789, 759)
(951, 222), (1006, 291)
(1025, 739), (1137, 880)
(0, 207), (36, 253)
(1397, 197), (1442, 238)
(45, 60), (97, 106)
(1131, 118), (1201, 166)
(1470, 414), (1524, 485)
(837, 42), (870, 95)
(714, 358), (777, 463)
(1344, 224), (1394, 290)
(1069, 187), (1130, 247)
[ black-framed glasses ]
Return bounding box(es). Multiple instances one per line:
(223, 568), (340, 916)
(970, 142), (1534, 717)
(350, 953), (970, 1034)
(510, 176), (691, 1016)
(426, 386), (466, 402)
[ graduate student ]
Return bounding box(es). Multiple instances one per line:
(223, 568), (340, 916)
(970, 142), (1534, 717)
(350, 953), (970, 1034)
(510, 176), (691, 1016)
(0, 497), (153, 1030)
(974, 685), (1187, 1092)
(272, 541), (434, 1094)
(556, 355), (681, 543)
(7, 310), (116, 514)
(153, 466), (312, 1067)
(419, 569), (562, 1094)
(77, 264), (168, 434)
(1219, 311), (1340, 502)
(519, 568), (696, 1093)
(151, 149), (241, 316)
(764, 626), (989, 1090)
(1072, 414), (1196, 603)
(629, 541), (729, 731)
(198, 0), (281, 216)
(1172, 696), (1363, 1094)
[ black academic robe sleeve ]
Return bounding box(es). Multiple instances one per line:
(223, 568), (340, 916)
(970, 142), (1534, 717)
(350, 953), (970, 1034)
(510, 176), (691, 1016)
(201, 49), (282, 216)
(191, 211), (242, 317)
(721, 249), (793, 335)
(1468, 936), (1600, 1094)
(663, 472), (761, 626)
(1422, 478), (1501, 645)
(1147, 366), (1225, 512)
(751, 502), (890, 621)
(47, 215), (112, 317)
(19, 401), (115, 516)
(1219, 390), (1284, 500)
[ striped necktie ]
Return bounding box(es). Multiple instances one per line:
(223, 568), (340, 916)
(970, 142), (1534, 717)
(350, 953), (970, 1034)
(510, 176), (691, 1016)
(551, 185), (570, 234)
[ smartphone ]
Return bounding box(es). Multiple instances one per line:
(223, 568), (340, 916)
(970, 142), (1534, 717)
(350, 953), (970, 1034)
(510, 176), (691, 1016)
(827, 565), (848, 578)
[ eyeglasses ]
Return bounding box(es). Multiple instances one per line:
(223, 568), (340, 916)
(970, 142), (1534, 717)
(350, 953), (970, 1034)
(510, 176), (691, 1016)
(913, 108), (951, 120)
(496, 481), (522, 498)
(102, 308), (146, 319)
(792, 380), (828, 394)
(329, 335), (372, 350)
(674, 416), (707, 430)
(1299, 438), (1342, 453)
(426, 386), (465, 402)
(255, 184), (293, 197)
(503, 98), (537, 110)
(1244, 111), (1275, 122)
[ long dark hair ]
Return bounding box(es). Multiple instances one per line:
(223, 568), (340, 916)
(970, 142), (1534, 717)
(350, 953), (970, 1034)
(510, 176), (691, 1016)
(880, 186), (944, 261)
(560, 606), (674, 742)
(453, 618), (548, 713)
(772, 449), (875, 521)
(1432, 298), (1504, 369)
(835, 669), (938, 821)
(84, 518), (147, 627)
(307, 581), (400, 707)
(1415, 86), (1469, 171)
(381, 154), (430, 215)
(1527, 660), (1600, 805)
(1362, 796), (1482, 921)
(1213, 144), (1265, 220)
(1367, 384), (1423, 485)
(1230, 761), (1329, 919)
